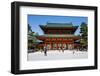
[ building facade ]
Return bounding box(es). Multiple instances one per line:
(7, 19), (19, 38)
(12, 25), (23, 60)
(36, 23), (80, 50)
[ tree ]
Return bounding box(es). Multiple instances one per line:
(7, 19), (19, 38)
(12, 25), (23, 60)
(28, 24), (32, 33)
(80, 22), (88, 50)
(28, 24), (42, 51)
(28, 24), (34, 50)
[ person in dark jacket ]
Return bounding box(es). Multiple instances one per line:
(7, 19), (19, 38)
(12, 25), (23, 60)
(44, 46), (47, 56)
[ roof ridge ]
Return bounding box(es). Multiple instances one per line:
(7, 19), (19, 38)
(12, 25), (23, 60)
(45, 34), (74, 35)
(47, 22), (72, 25)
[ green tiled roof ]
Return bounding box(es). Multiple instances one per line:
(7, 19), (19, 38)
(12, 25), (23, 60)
(28, 35), (43, 42)
(46, 23), (73, 27)
(40, 23), (74, 28)
(39, 23), (78, 34)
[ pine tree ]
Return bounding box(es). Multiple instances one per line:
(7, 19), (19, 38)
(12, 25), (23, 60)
(80, 22), (88, 50)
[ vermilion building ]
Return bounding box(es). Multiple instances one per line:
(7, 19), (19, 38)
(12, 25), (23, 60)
(36, 23), (80, 50)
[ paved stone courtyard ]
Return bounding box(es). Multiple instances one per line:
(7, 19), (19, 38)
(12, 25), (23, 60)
(27, 50), (88, 61)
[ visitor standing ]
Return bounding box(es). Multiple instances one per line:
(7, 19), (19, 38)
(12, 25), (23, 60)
(44, 46), (47, 56)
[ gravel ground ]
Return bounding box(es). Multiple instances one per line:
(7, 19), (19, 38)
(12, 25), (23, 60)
(27, 50), (88, 61)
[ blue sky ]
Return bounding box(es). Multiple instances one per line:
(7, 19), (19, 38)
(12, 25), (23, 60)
(28, 15), (88, 35)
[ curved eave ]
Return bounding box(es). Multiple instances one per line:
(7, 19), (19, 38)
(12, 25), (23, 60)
(40, 25), (78, 33)
(39, 25), (46, 30)
(40, 25), (78, 29)
(73, 26), (78, 33)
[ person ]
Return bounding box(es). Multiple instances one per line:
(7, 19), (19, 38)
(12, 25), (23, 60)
(44, 46), (47, 56)
(62, 47), (65, 52)
(73, 50), (75, 54)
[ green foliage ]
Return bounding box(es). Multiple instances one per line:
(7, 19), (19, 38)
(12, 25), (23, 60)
(28, 24), (42, 50)
(80, 22), (88, 47)
(28, 24), (32, 32)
